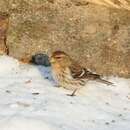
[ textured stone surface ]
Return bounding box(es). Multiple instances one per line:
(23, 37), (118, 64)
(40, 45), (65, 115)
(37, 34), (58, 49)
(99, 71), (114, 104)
(85, 0), (130, 10)
(0, 0), (130, 77)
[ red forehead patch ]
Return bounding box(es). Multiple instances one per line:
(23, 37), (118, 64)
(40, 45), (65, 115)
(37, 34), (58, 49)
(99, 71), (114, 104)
(52, 51), (68, 57)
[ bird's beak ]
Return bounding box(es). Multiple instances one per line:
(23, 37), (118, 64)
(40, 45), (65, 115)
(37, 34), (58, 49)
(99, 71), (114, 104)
(50, 57), (55, 63)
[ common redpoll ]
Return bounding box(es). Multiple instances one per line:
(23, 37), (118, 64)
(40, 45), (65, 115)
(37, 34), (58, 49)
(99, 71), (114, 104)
(50, 51), (113, 96)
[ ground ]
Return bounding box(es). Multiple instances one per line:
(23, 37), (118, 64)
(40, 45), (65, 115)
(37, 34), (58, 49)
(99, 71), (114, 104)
(0, 55), (130, 130)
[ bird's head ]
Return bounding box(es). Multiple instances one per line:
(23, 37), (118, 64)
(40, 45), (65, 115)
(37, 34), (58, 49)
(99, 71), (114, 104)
(50, 51), (72, 67)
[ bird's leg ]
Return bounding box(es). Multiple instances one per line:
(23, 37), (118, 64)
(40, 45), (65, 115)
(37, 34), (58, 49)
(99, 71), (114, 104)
(67, 89), (78, 96)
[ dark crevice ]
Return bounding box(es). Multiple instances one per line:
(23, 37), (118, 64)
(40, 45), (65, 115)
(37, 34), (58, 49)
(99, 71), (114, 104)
(0, 12), (9, 55)
(4, 36), (9, 55)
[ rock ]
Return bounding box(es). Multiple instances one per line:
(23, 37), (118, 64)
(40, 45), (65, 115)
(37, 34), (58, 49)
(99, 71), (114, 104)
(31, 53), (50, 67)
(0, 0), (130, 77)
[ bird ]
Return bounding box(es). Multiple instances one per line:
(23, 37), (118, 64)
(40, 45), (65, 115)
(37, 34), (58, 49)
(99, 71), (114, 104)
(50, 50), (113, 96)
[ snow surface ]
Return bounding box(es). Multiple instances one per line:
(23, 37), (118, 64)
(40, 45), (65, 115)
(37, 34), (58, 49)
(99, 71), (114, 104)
(0, 55), (130, 130)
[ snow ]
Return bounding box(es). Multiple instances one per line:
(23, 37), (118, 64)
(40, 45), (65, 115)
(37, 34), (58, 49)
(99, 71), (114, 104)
(0, 55), (130, 130)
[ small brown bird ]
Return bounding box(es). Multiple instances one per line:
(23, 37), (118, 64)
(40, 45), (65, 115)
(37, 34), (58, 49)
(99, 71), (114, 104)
(50, 51), (113, 96)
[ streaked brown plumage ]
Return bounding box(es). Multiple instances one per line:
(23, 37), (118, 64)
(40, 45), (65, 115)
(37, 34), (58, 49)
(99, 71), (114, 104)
(50, 51), (113, 96)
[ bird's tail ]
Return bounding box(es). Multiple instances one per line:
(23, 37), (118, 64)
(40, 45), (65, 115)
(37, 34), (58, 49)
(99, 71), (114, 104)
(96, 78), (114, 86)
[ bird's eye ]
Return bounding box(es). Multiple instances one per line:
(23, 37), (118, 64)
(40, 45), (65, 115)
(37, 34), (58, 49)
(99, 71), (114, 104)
(55, 56), (61, 59)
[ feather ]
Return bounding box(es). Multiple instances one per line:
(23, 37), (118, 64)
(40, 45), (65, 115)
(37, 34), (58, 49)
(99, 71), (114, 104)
(69, 61), (114, 85)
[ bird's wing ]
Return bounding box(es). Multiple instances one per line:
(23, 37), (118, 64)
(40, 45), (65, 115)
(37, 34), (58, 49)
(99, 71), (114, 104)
(69, 63), (86, 79)
(69, 61), (114, 85)
(69, 62), (100, 79)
